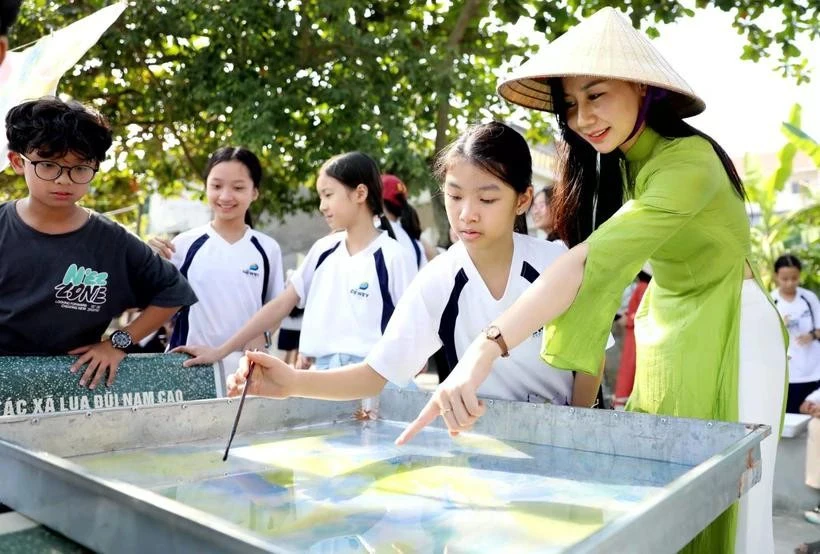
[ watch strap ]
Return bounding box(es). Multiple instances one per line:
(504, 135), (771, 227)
(486, 326), (510, 358)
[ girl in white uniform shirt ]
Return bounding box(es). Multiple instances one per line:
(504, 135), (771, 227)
(225, 122), (605, 407)
(771, 254), (820, 413)
(174, 151), (413, 370)
(149, 147), (284, 379)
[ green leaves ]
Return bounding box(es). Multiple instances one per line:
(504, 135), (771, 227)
(782, 123), (820, 167)
(3, 0), (816, 241)
(746, 103), (820, 291)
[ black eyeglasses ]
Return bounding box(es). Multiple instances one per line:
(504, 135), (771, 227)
(18, 154), (98, 185)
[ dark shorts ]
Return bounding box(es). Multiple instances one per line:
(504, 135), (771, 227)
(277, 329), (301, 351)
(787, 380), (820, 413)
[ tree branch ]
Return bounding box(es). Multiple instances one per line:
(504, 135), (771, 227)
(429, 0), (484, 244)
(143, 64), (202, 176)
(434, 0), (483, 152)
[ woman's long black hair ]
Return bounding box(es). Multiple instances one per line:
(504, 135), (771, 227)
(548, 78), (746, 247)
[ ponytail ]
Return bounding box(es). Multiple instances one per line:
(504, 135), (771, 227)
(400, 200), (423, 241)
(386, 197), (422, 241)
(244, 209), (254, 228)
(379, 214), (397, 240)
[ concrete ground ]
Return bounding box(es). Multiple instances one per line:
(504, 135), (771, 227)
(776, 511), (820, 554)
(414, 373), (820, 553)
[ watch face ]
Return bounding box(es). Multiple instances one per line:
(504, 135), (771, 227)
(111, 330), (132, 349)
(486, 326), (500, 339)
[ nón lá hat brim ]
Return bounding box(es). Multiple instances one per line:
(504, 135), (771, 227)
(497, 7), (705, 118)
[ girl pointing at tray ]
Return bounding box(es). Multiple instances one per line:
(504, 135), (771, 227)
(228, 122), (608, 419)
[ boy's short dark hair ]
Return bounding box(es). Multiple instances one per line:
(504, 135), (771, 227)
(0, 0), (22, 36)
(6, 97), (113, 163)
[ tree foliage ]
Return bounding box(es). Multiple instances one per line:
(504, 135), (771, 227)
(745, 104), (820, 292)
(3, 0), (816, 237)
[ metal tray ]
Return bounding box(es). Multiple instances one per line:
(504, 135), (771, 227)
(0, 390), (767, 553)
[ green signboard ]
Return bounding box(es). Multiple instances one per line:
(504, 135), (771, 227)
(0, 513), (89, 554)
(0, 353), (219, 551)
(0, 353), (218, 417)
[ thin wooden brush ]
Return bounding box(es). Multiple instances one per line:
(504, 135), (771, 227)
(222, 358), (256, 461)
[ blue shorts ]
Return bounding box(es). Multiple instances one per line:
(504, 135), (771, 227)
(313, 353), (416, 390)
(314, 353), (365, 370)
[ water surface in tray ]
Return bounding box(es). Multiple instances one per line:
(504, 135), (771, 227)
(72, 420), (692, 553)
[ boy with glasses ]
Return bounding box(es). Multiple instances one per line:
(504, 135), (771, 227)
(1, 97), (197, 388)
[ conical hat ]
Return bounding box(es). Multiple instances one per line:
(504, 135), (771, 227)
(497, 7), (705, 118)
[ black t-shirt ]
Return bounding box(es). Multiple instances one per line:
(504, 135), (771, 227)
(0, 201), (197, 355)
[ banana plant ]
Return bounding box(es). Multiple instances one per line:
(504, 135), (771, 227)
(745, 103), (820, 292)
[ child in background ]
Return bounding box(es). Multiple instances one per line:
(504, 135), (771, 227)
(149, 147), (284, 384)
(530, 187), (561, 242)
(381, 173), (428, 270)
(772, 254), (820, 413)
(174, 151), (413, 370)
(277, 269), (303, 366)
(227, 122), (607, 409)
(277, 305), (303, 365)
(612, 264), (652, 408)
(1, 97), (196, 388)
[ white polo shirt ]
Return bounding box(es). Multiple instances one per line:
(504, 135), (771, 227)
(772, 287), (820, 383)
(168, 224), (284, 349)
(291, 231), (413, 359)
(367, 233), (612, 404)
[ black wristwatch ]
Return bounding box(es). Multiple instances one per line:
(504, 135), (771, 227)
(110, 329), (133, 350)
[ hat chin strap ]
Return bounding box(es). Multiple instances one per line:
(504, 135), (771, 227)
(621, 86), (667, 147)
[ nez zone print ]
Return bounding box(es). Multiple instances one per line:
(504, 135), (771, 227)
(53, 263), (109, 312)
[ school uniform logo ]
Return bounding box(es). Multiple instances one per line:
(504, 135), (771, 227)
(242, 263), (260, 277)
(350, 281), (370, 298)
(784, 310), (809, 332)
(53, 263), (108, 312)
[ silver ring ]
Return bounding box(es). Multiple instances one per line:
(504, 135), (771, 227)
(441, 408), (452, 413)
